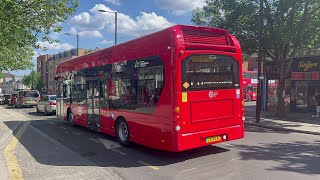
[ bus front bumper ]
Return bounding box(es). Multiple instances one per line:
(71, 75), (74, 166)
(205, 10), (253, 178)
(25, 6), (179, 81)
(174, 124), (244, 152)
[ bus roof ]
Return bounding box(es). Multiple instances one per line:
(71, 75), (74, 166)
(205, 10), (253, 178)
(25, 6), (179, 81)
(56, 24), (241, 75)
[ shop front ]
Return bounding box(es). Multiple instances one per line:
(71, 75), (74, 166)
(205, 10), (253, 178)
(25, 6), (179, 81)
(290, 56), (320, 113)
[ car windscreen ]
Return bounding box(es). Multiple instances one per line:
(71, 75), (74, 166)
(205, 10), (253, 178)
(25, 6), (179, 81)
(24, 91), (39, 97)
(181, 54), (240, 91)
(49, 96), (57, 100)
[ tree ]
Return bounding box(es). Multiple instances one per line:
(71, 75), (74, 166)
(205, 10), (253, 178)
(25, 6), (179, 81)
(0, 0), (79, 74)
(36, 80), (45, 91)
(85, 49), (94, 54)
(192, 0), (320, 113)
(22, 71), (41, 90)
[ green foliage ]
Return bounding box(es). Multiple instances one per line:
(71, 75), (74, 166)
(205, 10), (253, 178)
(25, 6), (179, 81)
(0, 0), (79, 72)
(22, 71), (41, 90)
(85, 49), (94, 54)
(36, 80), (45, 90)
(192, 0), (320, 58)
(192, 0), (320, 112)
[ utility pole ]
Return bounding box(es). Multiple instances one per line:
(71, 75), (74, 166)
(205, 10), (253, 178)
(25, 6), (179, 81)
(256, 0), (264, 123)
(115, 11), (117, 45)
(31, 69), (34, 89)
(77, 34), (79, 56)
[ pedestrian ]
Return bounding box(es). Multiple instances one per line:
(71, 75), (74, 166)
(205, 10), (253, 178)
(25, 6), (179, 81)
(290, 89), (297, 112)
(312, 91), (320, 118)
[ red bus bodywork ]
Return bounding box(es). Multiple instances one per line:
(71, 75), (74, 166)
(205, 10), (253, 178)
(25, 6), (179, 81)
(242, 71), (257, 101)
(56, 25), (245, 152)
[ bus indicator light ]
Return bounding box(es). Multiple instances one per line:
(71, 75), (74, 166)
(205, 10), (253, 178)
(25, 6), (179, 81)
(182, 92), (187, 102)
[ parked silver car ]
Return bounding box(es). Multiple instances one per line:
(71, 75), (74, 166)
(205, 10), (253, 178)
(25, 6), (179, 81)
(36, 95), (56, 115)
(0, 94), (4, 105)
(16, 90), (40, 107)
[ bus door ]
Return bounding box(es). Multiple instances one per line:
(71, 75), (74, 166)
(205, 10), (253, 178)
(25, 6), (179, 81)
(86, 78), (101, 131)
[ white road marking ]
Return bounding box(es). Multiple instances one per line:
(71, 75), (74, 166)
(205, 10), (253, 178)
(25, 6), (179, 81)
(98, 138), (121, 149)
(110, 149), (127, 155)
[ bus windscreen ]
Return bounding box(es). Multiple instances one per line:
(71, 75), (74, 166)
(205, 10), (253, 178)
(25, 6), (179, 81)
(181, 54), (240, 91)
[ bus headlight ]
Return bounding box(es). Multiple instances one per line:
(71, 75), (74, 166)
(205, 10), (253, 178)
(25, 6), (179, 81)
(222, 135), (227, 140)
(175, 125), (181, 131)
(242, 116), (245, 121)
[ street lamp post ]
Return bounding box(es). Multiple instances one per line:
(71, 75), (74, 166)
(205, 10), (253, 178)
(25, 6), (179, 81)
(65, 33), (79, 56)
(31, 69), (34, 89)
(256, 0), (264, 123)
(98, 9), (118, 45)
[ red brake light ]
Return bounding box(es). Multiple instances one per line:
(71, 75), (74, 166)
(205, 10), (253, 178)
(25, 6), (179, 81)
(50, 102), (56, 105)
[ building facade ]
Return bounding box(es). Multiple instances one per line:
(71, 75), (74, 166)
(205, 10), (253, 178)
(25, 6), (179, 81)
(290, 56), (320, 112)
(46, 48), (88, 94)
(37, 54), (52, 92)
(0, 74), (27, 95)
(242, 54), (259, 72)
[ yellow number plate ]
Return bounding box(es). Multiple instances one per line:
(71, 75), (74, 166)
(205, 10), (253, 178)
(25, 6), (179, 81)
(206, 136), (221, 143)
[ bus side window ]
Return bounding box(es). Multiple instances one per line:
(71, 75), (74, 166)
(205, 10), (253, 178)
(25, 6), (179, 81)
(62, 80), (71, 99)
(63, 84), (67, 98)
(133, 56), (165, 114)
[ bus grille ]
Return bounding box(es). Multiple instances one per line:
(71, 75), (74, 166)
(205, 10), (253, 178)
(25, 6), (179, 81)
(182, 29), (228, 45)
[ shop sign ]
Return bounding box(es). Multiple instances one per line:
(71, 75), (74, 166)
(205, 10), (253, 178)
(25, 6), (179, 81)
(292, 72), (320, 80)
(291, 57), (320, 72)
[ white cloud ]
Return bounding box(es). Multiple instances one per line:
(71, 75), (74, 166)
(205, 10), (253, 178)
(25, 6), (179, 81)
(69, 4), (173, 38)
(68, 27), (78, 35)
(49, 32), (60, 39)
(97, 40), (113, 44)
(69, 12), (104, 31)
(79, 30), (103, 38)
(104, 0), (121, 6)
(37, 41), (74, 51)
(116, 12), (173, 36)
(156, 0), (206, 15)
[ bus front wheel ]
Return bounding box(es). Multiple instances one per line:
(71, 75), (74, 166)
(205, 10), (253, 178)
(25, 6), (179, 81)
(116, 118), (130, 147)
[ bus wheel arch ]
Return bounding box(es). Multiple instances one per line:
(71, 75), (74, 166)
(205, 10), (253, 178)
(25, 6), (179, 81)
(115, 116), (130, 146)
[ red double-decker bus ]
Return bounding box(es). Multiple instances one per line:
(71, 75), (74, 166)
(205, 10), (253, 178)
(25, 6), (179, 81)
(242, 71), (258, 101)
(55, 25), (244, 152)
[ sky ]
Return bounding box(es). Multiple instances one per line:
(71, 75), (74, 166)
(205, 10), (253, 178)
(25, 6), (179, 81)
(11, 0), (206, 76)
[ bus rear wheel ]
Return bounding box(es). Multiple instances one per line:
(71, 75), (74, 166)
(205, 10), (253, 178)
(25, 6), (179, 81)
(116, 118), (130, 147)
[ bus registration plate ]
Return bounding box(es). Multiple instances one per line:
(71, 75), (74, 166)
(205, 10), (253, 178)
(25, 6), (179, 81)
(206, 136), (221, 143)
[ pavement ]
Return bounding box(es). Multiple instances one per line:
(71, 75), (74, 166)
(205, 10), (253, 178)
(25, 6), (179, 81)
(0, 105), (122, 180)
(0, 106), (28, 180)
(244, 101), (320, 135)
(0, 106), (24, 148)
